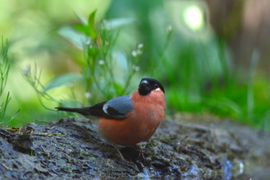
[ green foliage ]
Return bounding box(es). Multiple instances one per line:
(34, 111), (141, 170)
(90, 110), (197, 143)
(25, 11), (140, 110)
(57, 11), (140, 104)
(163, 41), (270, 131)
(0, 39), (12, 124)
(44, 73), (83, 92)
(23, 65), (59, 111)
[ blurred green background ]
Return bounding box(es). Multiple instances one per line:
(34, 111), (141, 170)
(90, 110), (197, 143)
(0, 0), (270, 131)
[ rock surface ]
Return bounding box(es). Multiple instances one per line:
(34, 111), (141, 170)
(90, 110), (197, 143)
(0, 116), (269, 179)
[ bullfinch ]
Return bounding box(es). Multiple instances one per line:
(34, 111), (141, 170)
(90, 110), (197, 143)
(56, 78), (166, 146)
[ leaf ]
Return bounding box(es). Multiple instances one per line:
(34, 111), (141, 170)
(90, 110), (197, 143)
(44, 74), (83, 92)
(58, 27), (91, 49)
(74, 12), (88, 25)
(112, 81), (124, 95)
(103, 18), (135, 30)
(88, 10), (97, 41)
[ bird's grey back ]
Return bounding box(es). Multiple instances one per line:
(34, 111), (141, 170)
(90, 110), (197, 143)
(103, 96), (133, 119)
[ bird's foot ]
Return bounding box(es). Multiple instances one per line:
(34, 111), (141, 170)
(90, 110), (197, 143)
(111, 144), (127, 161)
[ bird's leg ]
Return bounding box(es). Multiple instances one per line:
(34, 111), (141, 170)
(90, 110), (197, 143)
(137, 142), (148, 161)
(112, 144), (126, 161)
(112, 145), (143, 162)
(124, 145), (144, 162)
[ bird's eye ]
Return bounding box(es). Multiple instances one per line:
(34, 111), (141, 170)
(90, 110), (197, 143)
(154, 84), (159, 89)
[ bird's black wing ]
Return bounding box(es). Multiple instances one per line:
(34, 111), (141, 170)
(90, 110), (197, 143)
(56, 96), (133, 120)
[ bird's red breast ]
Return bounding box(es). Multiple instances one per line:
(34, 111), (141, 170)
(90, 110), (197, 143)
(99, 89), (166, 145)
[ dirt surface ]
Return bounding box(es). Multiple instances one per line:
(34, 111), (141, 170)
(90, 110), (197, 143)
(0, 116), (269, 179)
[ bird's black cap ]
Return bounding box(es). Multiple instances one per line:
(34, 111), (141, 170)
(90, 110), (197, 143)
(138, 78), (165, 96)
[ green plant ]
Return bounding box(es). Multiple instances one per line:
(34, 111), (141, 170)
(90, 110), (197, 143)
(0, 39), (12, 124)
(25, 11), (141, 109)
(22, 64), (59, 111)
(56, 11), (141, 105)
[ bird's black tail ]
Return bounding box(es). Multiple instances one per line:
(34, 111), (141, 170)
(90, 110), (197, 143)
(56, 101), (106, 117)
(56, 107), (89, 115)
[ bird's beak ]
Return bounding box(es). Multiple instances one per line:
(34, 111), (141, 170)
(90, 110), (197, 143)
(154, 88), (162, 92)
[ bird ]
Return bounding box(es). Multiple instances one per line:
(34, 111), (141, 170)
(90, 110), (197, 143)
(56, 78), (166, 146)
